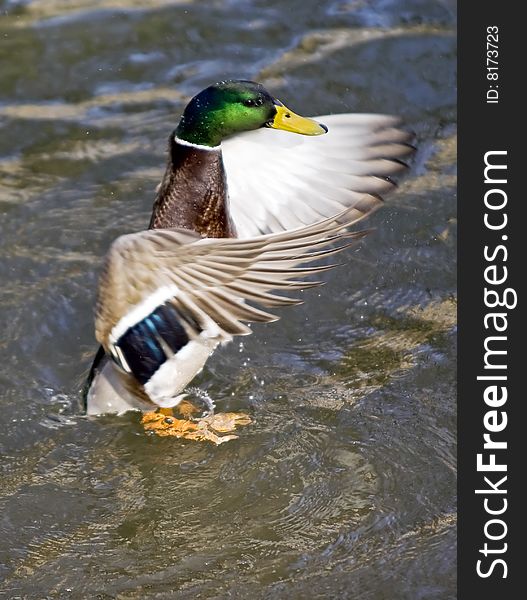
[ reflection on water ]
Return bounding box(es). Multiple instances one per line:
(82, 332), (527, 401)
(0, 0), (456, 597)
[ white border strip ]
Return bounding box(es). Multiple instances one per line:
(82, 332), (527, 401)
(109, 284), (181, 343)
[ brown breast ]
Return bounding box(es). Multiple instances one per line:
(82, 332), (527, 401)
(149, 136), (237, 238)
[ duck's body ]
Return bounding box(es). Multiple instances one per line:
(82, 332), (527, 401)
(87, 310), (222, 415)
(85, 81), (413, 418)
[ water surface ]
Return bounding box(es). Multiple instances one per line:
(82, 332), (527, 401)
(0, 1), (456, 597)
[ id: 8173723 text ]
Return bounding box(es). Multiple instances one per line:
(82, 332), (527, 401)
(487, 26), (499, 104)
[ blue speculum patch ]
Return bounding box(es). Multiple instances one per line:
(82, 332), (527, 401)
(115, 303), (199, 384)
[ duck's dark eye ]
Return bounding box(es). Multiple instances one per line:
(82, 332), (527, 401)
(243, 98), (263, 107)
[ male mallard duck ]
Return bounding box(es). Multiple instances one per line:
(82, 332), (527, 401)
(85, 80), (413, 439)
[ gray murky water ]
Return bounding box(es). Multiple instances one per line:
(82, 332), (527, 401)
(0, 1), (456, 597)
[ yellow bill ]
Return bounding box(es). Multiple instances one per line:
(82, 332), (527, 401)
(270, 102), (328, 136)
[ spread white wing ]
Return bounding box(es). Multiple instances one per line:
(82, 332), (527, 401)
(222, 113), (414, 238)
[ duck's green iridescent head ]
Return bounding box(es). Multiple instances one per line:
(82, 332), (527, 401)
(175, 80), (327, 147)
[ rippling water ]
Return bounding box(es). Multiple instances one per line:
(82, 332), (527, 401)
(0, 0), (456, 597)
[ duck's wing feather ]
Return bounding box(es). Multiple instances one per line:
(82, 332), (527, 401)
(95, 207), (369, 356)
(222, 113), (414, 238)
